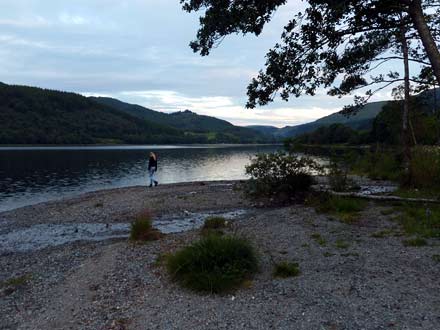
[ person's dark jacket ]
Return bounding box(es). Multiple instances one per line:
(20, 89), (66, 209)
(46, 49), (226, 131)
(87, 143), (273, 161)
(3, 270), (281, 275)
(148, 156), (158, 171)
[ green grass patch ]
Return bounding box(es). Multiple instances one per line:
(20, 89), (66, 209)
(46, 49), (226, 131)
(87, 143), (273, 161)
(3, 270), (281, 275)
(130, 211), (162, 242)
(311, 233), (326, 246)
(273, 261), (300, 278)
(371, 229), (395, 238)
(166, 235), (258, 293)
(432, 254), (440, 263)
(0, 274), (31, 288)
(402, 237), (428, 247)
(335, 239), (350, 249)
(395, 188), (440, 200)
(308, 194), (366, 224)
(380, 208), (395, 216)
(200, 217), (229, 237)
(394, 204), (440, 238)
(154, 253), (171, 267)
(202, 216), (228, 230)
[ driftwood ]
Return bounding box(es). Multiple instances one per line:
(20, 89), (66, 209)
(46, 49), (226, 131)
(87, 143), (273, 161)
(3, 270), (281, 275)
(328, 191), (440, 204)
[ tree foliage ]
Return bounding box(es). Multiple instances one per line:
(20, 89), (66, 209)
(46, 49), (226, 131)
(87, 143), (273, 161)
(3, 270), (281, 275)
(182, 0), (440, 109)
(292, 123), (371, 145)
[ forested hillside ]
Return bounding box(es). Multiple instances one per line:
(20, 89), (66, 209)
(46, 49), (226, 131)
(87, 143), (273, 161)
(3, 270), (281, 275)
(92, 97), (269, 143)
(0, 83), (269, 145)
(0, 83), (187, 144)
(289, 89), (440, 146)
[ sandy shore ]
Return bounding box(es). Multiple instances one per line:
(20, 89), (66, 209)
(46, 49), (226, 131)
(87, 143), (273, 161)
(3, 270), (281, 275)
(1, 181), (439, 330)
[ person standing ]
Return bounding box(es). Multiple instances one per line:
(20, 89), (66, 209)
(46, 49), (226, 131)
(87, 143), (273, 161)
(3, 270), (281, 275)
(148, 152), (158, 187)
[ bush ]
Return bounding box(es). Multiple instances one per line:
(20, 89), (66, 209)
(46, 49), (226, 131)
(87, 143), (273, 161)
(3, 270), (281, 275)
(327, 158), (356, 192)
(130, 211), (161, 241)
(352, 149), (402, 182)
(166, 235), (258, 293)
(408, 147), (440, 190)
(245, 152), (322, 199)
(273, 261), (300, 278)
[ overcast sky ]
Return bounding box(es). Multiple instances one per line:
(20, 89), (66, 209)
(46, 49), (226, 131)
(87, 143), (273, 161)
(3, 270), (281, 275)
(0, 0), (396, 127)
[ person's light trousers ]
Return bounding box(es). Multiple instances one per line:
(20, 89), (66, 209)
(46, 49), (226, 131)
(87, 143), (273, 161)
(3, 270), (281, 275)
(149, 168), (157, 185)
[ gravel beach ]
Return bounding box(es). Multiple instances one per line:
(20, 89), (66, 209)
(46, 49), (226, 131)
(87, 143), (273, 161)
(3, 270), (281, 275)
(0, 181), (439, 330)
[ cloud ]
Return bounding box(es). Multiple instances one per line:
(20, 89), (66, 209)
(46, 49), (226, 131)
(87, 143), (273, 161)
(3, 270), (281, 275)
(59, 13), (89, 25)
(0, 0), (398, 128)
(97, 89), (339, 127)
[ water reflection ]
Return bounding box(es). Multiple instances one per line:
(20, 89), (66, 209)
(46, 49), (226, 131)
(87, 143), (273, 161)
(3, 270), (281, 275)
(0, 145), (281, 211)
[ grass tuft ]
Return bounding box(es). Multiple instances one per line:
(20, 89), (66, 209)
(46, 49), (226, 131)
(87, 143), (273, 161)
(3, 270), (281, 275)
(273, 261), (300, 278)
(201, 216), (229, 236)
(202, 216), (228, 230)
(380, 208), (394, 216)
(311, 233), (326, 246)
(394, 204), (440, 238)
(308, 194), (366, 224)
(371, 229), (394, 238)
(166, 235), (258, 293)
(402, 237), (428, 247)
(130, 211), (161, 242)
(335, 239), (350, 249)
(0, 274), (31, 288)
(154, 253), (171, 267)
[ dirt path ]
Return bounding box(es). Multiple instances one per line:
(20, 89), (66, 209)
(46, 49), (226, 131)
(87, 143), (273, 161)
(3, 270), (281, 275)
(19, 243), (123, 330)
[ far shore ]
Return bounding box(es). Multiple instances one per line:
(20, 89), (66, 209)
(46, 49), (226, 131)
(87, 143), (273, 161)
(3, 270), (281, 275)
(0, 143), (282, 149)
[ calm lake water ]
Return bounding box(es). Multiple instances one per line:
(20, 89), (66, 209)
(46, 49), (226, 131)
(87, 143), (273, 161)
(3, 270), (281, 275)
(0, 145), (281, 212)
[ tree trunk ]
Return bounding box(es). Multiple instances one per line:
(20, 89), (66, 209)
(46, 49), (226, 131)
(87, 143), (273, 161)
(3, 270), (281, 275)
(408, 0), (440, 86)
(401, 26), (412, 170)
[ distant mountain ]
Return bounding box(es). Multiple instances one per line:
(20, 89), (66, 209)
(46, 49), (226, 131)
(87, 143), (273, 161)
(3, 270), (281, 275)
(415, 87), (440, 113)
(276, 101), (389, 138)
(92, 97), (268, 143)
(0, 83), (269, 145)
(245, 125), (280, 136)
(289, 88), (440, 146)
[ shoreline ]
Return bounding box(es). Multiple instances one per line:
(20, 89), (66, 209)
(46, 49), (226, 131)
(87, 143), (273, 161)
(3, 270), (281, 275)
(0, 143), (282, 149)
(0, 180), (244, 215)
(0, 181), (250, 236)
(1, 180), (439, 329)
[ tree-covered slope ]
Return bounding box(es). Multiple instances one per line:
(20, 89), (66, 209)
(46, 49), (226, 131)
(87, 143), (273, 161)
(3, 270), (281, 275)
(0, 83), (187, 144)
(276, 101), (389, 138)
(245, 125), (280, 136)
(0, 83), (270, 145)
(92, 97), (268, 142)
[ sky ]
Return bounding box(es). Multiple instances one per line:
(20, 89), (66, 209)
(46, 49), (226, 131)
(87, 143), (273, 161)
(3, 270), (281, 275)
(0, 0), (397, 127)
